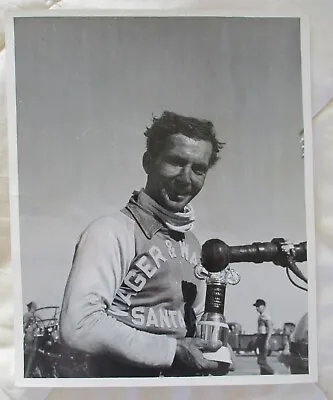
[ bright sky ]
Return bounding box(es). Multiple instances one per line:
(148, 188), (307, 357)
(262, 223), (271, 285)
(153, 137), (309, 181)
(14, 16), (309, 333)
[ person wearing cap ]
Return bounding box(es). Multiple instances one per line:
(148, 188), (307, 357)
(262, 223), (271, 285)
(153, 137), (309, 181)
(253, 298), (275, 375)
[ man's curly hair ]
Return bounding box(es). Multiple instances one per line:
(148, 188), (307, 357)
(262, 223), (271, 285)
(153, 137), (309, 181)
(144, 111), (225, 168)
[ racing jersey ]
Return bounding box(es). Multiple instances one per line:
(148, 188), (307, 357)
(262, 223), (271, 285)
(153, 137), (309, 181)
(60, 193), (206, 375)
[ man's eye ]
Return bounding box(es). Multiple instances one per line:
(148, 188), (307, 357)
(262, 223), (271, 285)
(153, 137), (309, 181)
(167, 157), (184, 166)
(193, 167), (207, 176)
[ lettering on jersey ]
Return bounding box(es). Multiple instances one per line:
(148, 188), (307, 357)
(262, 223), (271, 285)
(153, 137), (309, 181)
(115, 240), (198, 307)
(131, 306), (186, 329)
(179, 240), (198, 265)
(165, 240), (177, 258)
(149, 245), (167, 267)
(116, 245), (166, 306)
(124, 270), (146, 292)
(131, 307), (145, 326)
(136, 255), (157, 278)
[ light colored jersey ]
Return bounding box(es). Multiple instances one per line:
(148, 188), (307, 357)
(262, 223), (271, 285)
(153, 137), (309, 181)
(60, 197), (205, 372)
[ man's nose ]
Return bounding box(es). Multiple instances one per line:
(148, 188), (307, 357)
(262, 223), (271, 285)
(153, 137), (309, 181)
(177, 166), (192, 185)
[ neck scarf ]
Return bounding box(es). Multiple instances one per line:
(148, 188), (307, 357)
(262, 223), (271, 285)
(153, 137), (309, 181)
(137, 189), (195, 233)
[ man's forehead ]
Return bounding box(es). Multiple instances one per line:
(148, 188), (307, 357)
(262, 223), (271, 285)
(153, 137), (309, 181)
(166, 132), (213, 151)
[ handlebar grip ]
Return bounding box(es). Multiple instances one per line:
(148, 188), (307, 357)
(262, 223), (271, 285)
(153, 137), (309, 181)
(201, 238), (307, 273)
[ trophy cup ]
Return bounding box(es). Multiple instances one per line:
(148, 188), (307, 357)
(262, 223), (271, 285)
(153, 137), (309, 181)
(194, 238), (307, 368)
(195, 239), (241, 366)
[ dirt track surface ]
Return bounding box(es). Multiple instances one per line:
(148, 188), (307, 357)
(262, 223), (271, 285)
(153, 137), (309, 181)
(229, 354), (290, 376)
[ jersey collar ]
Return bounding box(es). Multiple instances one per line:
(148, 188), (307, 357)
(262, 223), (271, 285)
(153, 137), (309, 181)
(123, 192), (164, 239)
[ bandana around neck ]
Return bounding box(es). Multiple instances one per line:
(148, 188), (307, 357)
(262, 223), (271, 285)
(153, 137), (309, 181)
(137, 189), (195, 233)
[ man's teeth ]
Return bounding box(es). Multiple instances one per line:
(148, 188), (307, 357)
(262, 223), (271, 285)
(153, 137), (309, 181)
(172, 194), (187, 200)
(164, 189), (188, 201)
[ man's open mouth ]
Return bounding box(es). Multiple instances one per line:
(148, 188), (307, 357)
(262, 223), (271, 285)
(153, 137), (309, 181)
(162, 188), (189, 202)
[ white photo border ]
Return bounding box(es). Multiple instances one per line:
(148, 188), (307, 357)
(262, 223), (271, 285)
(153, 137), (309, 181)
(5, 9), (317, 388)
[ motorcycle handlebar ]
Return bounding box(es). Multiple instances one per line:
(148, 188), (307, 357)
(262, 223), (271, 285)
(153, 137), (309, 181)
(201, 238), (307, 283)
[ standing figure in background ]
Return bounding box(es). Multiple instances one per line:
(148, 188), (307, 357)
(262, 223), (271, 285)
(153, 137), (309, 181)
(23, 301), (38, 336)
(23, 301), (40, 377)
(282, 322), (296, 354)
(253, 298), (275, 375)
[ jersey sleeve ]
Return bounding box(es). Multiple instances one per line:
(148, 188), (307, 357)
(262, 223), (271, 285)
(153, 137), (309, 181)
(59, 216), (177, 369)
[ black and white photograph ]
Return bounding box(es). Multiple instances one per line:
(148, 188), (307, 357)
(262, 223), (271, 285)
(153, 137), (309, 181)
(6, 11), (316, 386)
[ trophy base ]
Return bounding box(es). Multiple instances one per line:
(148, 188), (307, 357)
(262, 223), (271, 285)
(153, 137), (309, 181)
(203, 345), (232, 364)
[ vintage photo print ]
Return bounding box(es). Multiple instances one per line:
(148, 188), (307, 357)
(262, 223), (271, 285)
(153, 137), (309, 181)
(6, 11), (316, 387)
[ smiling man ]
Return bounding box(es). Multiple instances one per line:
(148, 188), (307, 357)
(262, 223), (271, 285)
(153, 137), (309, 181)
(59, 111), (225, 377)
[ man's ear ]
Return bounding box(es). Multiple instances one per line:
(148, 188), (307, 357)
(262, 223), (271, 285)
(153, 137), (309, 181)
(142, 151), (151, 174)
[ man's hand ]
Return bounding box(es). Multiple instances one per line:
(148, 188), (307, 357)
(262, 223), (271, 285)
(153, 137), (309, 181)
(173, 337), (222, 373)
(273, 239), (295, 267)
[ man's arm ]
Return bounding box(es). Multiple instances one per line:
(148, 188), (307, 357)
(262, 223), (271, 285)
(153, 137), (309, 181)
(60, 217), (177, 369)
(265, 316), (274, 349)
(60, 216), (221, 372)
(23, 312), (31, 331)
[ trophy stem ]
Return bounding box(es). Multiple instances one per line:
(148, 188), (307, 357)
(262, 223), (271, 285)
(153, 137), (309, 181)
(205, 280), (227, 315)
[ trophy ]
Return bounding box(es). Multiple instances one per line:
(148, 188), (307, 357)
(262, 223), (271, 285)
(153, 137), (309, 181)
(195, 238), (307, 366)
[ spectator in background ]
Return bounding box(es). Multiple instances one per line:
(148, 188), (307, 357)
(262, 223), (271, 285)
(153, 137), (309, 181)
(282, 322), (296, 354)
(253, 298), (275, 375)
(23, 301), (38, 333)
